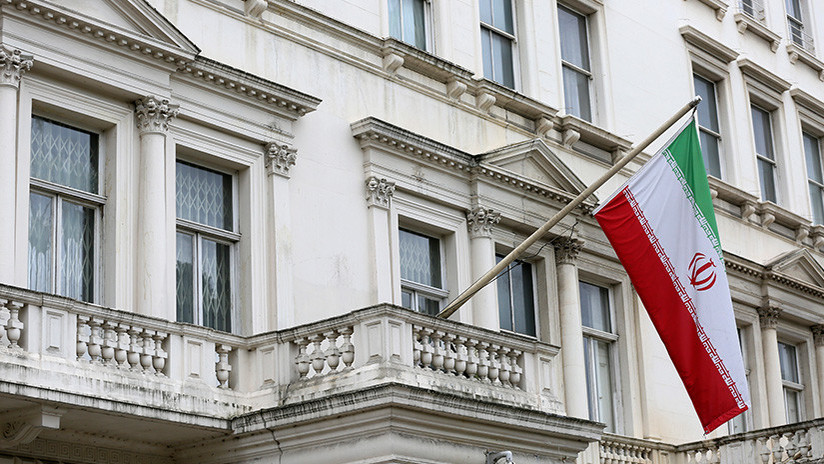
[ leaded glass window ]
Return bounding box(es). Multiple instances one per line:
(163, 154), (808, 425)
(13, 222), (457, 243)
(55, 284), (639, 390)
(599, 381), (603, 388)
(28, 116), (102, 303)
(399, 228), (447, 316)
(175, 161), (237, 333)
(480, 0), (516, 88)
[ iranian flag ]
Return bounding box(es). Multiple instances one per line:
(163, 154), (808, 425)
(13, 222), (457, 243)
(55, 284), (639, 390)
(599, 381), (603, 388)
(593, 120), (750, 433)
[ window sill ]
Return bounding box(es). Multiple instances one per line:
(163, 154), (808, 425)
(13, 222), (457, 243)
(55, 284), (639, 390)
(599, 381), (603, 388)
(786, 43), (824, 81)
(733, 13), (781, 52)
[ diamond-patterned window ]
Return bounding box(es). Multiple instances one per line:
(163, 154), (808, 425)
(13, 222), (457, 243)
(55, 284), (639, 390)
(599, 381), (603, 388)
(399, 228), (447, 316)
(28, 116), (103, 303)
(175, 160), (237, 333)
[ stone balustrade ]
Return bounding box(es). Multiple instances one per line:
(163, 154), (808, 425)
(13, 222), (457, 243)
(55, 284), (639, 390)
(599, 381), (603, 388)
(580, 434), (674, 464)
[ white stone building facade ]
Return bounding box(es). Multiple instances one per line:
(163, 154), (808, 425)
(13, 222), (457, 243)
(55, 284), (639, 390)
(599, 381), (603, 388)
(0, 0), (823, 462)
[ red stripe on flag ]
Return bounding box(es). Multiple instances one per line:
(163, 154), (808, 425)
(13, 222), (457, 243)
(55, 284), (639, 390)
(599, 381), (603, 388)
(595, 189), (746, 433)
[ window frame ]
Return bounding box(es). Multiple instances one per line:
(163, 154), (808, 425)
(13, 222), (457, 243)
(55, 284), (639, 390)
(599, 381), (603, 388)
(28, 114), (105, 304)
(777, 340), (805, 423)
(785, 0), (813, 51)
(750, 103), (779, 203)
(495, 253), (538, 337)
(803, 130), (824, 224)
(387, 0), (433, 51)
(558, 3), (594, 122)
(479, 0), (518, 89)
(399, 227), (448, 316)
(174, 158), (240, 333)
(692, 74), (724, 178)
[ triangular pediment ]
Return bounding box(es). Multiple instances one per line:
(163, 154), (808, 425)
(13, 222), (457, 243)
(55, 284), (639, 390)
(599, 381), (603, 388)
(767, 249), (824, 289)
(40, 0), (200, 54)
(480, 139), (596, 201)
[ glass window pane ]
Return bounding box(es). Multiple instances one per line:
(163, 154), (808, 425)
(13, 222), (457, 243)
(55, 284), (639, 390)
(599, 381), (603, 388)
(176, 232), (195, 324)
(785, 389), (801, 423)
(512, 261), (535, 336)
(479, 0), (492, 25)
(580, 281), (611, 332)
(401, 289), (413, 310)
(388, 0), (402, 40)
(751, 106), (774, 160)
(699, 130), (722, 178)
(399, 229), (441, 288)
(558, 6), (589, 71)
(28, 192), (53, 293)
(778, 342), (799, 382)
(742, 0), (755, 16)
(201, 239), (232, 332)
(176, 161), (233, 230)
(596, 339), (615, 432)
(729, 409), (747, 434)
(758, 158), (777, 203)
(804, 133), (823, 183)
(410, 0), (426, 49)
(563, 65), (592, 122)
(693, 75), (720, 133)
(481, 28), (494, 81)
(31, 116), (99, 193)
(496, 256), (513, 332)
(492, 0), (513, 34)
(418, 295), (440, 316)
(60, 201), (95, 303)
(491, 31), (514, 88)
(810, 183), (824, 225)
(786, 0), (802, 20)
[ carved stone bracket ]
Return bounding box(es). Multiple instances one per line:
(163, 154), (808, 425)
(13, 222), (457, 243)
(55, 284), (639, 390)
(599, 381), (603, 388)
(554, 238), (584, 265)
(365, 176), (395, 209)
(466, 207), (501, 239)
(0, 406), (63, 449)
(245, 0), (269, 17)
(0, 45), (33, 89)
(811, 325), (824, 347)
(265, 142), (297, 178)
(134, 96), (179, 135)
(757, 305), (782, 329)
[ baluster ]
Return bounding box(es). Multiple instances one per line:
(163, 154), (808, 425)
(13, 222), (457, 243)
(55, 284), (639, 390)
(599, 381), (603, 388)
(0, 299), (8, 346)
(101, 321), (116, 365)
(87, 318), (103, 362)
(758, 437), (770, 464)
(153, 332), (167, 376)
(431, 331), (444, 371)
(340, 327), (355, 369)
(295, 338), (310, 378)
(442, 333), (456, 374)
(76, 316), (90, 361)
(420, 329), (433, 369)
(114, 324), (129, 368)
(498, 346), (511, 387)
(310, 334), (326, 375)
(510, 350), (522, 388)
(477, 342), (490, 382)
(5, 302), (23, 349)
(453, 336), (467, 376)
(464, 339), (479, 379)
(412, 325), (422, 366)
(325, 330), (341, 372)
(772, 434), (783, 462)
(127, 327), (142, 370)
(140, 329), (156, 373)
(488, 344), (501, 384)
(216, 344), (232, 388)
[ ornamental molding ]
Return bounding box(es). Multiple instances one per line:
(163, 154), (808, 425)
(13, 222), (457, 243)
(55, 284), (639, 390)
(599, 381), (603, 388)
(134, 96), (179, 135)
(466, 207), (501, 239)
(0, 406), (63, 449)
(738, 58), (791, 93)
(725, 253), (824, 300)
(13, 436), (173, 464)
(265, 142), (297, 178)
(679, 25), (738, 63)
(0, 45), (33, 89)
(365, 176), (395, 208)
(812, 325), (824, 347)
(554, 238), (584, 265)
(757, 305), (781, 329)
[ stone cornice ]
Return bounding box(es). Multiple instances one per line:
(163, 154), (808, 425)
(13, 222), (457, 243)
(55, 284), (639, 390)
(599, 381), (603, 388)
(724, 253), (824, 300)
(679, 25), (739, 63)
(790, 86), (824, 115)
(738, 57), (791, 93)
(475, 164), (594, 212)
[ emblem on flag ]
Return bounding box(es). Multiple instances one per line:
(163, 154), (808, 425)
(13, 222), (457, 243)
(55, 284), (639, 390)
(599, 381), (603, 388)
(688, 252), (717, 291)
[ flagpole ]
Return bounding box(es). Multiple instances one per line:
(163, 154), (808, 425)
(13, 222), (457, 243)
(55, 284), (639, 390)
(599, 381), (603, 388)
(436, 96), (701, 320)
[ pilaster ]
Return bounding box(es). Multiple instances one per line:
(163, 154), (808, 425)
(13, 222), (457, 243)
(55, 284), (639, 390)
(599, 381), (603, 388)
(466, 207), (501, 330)
(812, 324), (824, 413)
(758, 304), (785, 426)
(554, 237), (588, 419)
(267, 142), (298, 330)
(366, 177), (396, 305)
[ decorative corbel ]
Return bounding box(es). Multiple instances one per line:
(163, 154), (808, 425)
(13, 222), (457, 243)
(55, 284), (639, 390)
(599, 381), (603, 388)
(382, 52), (404, 75)
(535, 116), (553, 139)
(0, 406), (64, 449)
(741, 200), (757, 222)
(761, 210), (775, 228)
(476, 90), (496, 113)
(562, 129), (580, 148)
(796, 224), (810, 242)
(446, 79), (467, 100)
(244, 0), (268, 18)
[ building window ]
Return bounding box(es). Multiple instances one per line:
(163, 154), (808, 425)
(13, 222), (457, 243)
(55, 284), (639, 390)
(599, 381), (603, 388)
(693, 75), (723, 178)
(388, 0), (429, 50)
(728, 327), (751, 434)
(399, 228), (447, 316)
(580, 281), (617, 432)
(175, 160), (238, 333)
(558, 5), (592, 122)
(786, 0), (813, 51)
(751, 105), (778, 203)
(495, 254), (535, 336)
(480, 0), (515, 88)
(778, 341), (803, 423)
(804, 132), (824, 224)
(28, 116), (102, 303)
(741, 0), (766, 21)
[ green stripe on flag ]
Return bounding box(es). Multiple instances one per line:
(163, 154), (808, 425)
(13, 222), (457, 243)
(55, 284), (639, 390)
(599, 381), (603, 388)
(667, 120), (721, 244)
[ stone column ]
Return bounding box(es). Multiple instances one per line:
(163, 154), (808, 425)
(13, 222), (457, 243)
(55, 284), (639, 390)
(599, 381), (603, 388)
(266, 142), (298, 330)
(811, 325), (824, 414)
(556, 238), (588, 419)
(466, 206), (501, 330)
(759, 305), (785, 426)
(0, 46), (32, 284)
(365, 176), (395, 306)
(134, 96), (178, 320)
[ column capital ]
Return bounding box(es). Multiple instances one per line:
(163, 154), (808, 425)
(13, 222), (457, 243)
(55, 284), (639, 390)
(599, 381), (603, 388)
(0, 45), (33, 89)
(554, 238), (584, 265)
(758, 305), (782, 329)
(365, 176), (395, 209)
(134, 96), (179, 135)
(812, 325), (824, 347)
(266, 142), (297, 178)
(466, 207), (501, 239)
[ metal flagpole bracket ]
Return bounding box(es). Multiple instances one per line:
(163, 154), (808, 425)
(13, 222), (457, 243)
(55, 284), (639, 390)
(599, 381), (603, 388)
(436, 96), (702, 320)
